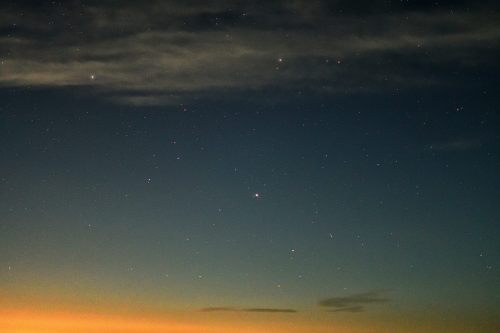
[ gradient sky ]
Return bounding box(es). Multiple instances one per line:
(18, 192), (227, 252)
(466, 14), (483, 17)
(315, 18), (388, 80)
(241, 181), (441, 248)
(1, 1), (499, 332)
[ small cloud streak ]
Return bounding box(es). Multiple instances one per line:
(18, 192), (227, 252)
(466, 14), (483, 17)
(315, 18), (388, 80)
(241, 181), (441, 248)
(200, 307), (238, 313)
(243, 308), (297, 313)
(329, 306), (365, 313)
(200, 307), (297, 314)
(318, 291), (390, 313)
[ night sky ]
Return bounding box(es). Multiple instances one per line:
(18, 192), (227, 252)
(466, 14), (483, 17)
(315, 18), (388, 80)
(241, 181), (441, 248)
(1, 1), (499, 332)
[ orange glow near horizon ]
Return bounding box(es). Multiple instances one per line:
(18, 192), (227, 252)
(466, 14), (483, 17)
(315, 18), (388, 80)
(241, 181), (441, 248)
(1, 307), (496, 333)
(0, 308), (336, 333)
(1, 310), (207, 333)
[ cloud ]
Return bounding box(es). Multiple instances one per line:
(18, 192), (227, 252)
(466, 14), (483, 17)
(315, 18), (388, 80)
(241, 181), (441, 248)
(329, 306), (365, 313)
(200, 307), (297, 313)
(200, 307), (238, 312)
(318, 291), (390, 313)
(243, 308), (297, 313)
(1, 1), (499, 105)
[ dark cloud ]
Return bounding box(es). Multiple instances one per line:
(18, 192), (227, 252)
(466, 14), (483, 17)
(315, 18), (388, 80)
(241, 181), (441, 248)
(243, 308), (297, 313)
(200, 307), (238, 312)
(319, 291), (390, 313)
(200, 307), (297, 313)
(1, 1), (499, 105)
(329, 306), (365, 313)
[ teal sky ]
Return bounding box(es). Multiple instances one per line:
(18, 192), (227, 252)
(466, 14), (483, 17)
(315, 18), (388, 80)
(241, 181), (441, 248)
(1, 1), (499, 332)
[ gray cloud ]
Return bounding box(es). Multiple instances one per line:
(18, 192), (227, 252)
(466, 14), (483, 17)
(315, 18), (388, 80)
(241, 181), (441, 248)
(1, 1), (499, 105)
(329, 305), (365, 313)
(200, 307), (297, 313)
(243, 308), (297, 313)
(200, 307), (238, 312)
(319, 291), (390, 313)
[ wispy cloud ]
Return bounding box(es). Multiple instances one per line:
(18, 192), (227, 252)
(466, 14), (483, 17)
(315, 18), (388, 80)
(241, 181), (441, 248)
(200, 307), (239, 312)
(1, 1), (499, 105)
(244, 308), (297, 313)
(329, 306), (364, 313)
(318, 290), (390, 313)
(200, 307), (297, 313)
